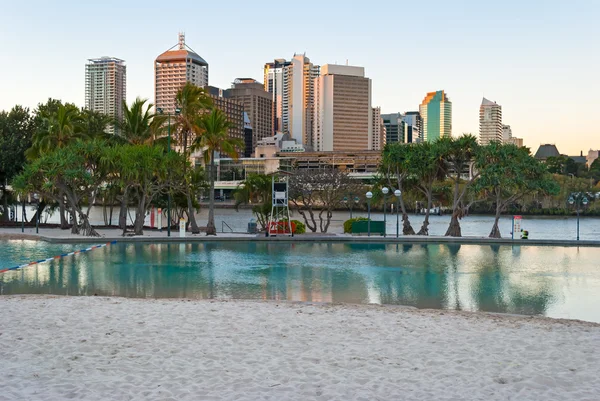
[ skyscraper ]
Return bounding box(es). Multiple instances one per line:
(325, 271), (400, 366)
(371, 107), (386, 151)
(263, 54), (319, 147)
(204, 86), (245, 153)
(155, 33), (208, 114)
(479, 98), (503, 145)
(85, 57), (126, 134)
(403, 112), (422, 143)
(225, 79), (273, 155)
(381, 113), (405, 144)
(313, 64), (372, 151)
(419, 90), (452, 141)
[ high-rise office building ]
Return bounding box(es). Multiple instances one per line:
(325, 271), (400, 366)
(403, 112), (422, 143)
(381, 113), (405, 144)
(155, 33), (208, 115)
(313, 64), (372, 151)
(371, 107), (386, 151)
(502, 124), (512, 143)
(85, 57), (126, 134)
(225, 79), (273, 154)
(419, 90), (452, 141)
(263, 54), (319, 147)
(479, 98), (503, 145)
(204, 86), (245, 154)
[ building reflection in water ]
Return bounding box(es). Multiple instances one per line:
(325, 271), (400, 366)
(3, 241), (600, 321)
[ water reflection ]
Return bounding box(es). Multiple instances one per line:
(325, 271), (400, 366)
(1, 242), (600, 322)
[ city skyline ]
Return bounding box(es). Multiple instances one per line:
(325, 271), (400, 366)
(1, 0), (598, 154)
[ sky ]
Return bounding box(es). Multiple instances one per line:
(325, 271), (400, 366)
(1, 0), (599, 155)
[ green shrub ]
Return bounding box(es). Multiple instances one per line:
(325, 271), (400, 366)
(343, 217), (368, 234)
(280, 219), (306, 234)
(291, 219), (306, 234)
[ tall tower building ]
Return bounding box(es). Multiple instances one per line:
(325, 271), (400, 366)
(419, 90), (452, 141)
(263, 54), (319, 148)
(155, 33), (208, 114)
(479, 98), (503, 145)
(403, 112), (422, 143)
(371, 107), (386, 151)
(313, 64), (372, 151)
(225, 78), (273, 154)
(85, 57), (126, 134)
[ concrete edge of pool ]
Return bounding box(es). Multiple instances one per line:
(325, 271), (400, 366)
(2, 232), (600, 247)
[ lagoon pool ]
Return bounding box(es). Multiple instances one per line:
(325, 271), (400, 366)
(1, 240), (600, 322)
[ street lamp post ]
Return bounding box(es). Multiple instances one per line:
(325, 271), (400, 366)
(366, 191), (373, 237)
(157, 107), (181, 237)
(568, 194), (589, 241)
(394, 189), (401, 239)
(382, 187), (389, 237)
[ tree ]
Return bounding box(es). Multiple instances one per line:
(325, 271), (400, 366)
(289, 168), (361, 233)
(80, 109), (111, 139)
(233, 174), (273, 230)
(116, 98), (166, 146)
(380, 143), (416, 235)
(474, 142), (560, 237)
(13, 140), (110, 236)
(193, 109), (243, 236)
(408, 142), (445, 235)
(111, 98), (166, 230)
(108, 144), (187, 236)
(0, 106), (35, 221)
(174, 83), (213, 234)
(26, 103), (84, 160)
(438, 135), (480, 237)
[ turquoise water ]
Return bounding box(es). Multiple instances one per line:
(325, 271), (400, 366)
(2, 240), (600, 322)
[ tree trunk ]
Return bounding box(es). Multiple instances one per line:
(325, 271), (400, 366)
(29, 201), (46, 224)
(402, 213), (415, 235)
(1, 186), (8, 222)
(118, 190), (128, 230)
(187, 191), (200, 234)
(133, 196), (146, 235)
(417, 189), (433, 235)
(489, 217), (501, 238)
(59, 191), (69, 229)
(206, 154), (217, 236)
(445, 212), (462, 237)
(489, 193), (503, 238)
(70, 210), (79, 234)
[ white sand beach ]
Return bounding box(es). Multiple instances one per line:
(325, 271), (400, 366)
(1, 297), (599, 401)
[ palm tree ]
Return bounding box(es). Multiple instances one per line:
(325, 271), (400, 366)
(174, 83), (213, 234)
(80, 109), (111, 139)
(26, 104), (83, 160)
(193, 109), (244, 235)
(116, 98), (167, 146)
(26, 103), (84, 229)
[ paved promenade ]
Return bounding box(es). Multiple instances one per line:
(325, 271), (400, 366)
(1, 227), (599, 247)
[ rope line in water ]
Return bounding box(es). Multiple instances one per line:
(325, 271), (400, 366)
(0, 241), (117, 274)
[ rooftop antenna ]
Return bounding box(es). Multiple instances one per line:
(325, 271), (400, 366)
(178, 32), (185, 50)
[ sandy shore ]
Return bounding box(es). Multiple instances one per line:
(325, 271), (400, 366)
(1, 297), (599, 400)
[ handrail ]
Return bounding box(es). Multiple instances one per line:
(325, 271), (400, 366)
(221, 221), (234, 233)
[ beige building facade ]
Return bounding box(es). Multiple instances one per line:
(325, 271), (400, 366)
(371, 107), (386, 151)
(85, 57), (126, 134)
(263, 55), (319, 148)
(313, 64), (373, 152)
(479, 98), (503, 145)
(155, 33), (208, 115)
(225, 79), (273, 153)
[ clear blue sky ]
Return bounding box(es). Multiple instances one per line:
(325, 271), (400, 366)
(1, 0), (598, 155)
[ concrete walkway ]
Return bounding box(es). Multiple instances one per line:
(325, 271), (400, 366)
(1, 227), (599, 247)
